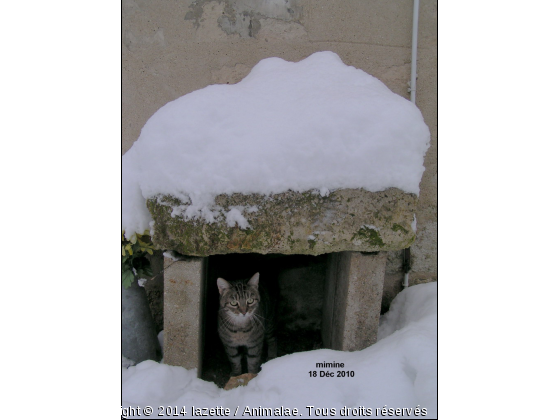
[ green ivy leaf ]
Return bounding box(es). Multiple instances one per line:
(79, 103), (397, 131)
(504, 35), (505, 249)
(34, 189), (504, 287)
(122, 230), (156, 286)
(122, 270), (135, 289)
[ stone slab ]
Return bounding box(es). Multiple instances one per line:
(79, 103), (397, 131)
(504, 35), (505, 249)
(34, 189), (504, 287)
(148, 188), (417, 256)
(163, 256), (207, 372)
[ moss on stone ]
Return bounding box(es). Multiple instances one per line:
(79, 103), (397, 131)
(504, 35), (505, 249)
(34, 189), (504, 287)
(352, 226), (385, 248)
(403, 234), (416, 248)
(391, 223), (409, 234)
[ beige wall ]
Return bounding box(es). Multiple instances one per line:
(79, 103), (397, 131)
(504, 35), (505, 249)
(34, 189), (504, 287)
(122, 0), (437, 285)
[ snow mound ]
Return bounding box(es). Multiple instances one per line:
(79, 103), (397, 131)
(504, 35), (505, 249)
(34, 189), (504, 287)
(122, 51), (430, 239)
(122, 283), (437, 418)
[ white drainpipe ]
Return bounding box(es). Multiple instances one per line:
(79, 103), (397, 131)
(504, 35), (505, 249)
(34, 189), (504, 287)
(409, 0), (420, 105)
(403, 0), (420, 288)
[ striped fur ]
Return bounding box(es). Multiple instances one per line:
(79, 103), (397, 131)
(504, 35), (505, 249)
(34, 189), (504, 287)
(217, 272), (276, 376)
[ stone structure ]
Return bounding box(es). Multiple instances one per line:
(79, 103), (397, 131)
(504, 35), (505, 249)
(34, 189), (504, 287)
(153, 187), (413, 371)
(162, 251), (390, 371)
(148, 188), (417, 257)
(122, 0), (437, 291)
(122, 0), (437, 374)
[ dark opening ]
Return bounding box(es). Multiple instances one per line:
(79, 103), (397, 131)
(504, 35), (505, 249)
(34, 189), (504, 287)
(201, 253), (328, 387)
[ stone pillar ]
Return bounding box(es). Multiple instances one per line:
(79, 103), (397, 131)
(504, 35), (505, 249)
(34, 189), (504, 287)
(322, 251), (387, 351)
(163, 256), (207, 374)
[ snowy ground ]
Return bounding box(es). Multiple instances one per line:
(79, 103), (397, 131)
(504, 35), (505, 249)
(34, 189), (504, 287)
(122, 282), (437, 419)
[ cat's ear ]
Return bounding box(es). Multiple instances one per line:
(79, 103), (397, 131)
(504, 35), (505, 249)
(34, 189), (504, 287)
(248, 272), (259, 287)
(217, 278), (230, 295)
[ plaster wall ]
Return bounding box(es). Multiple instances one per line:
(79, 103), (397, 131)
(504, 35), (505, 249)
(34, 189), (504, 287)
(122, 0), (437, 292)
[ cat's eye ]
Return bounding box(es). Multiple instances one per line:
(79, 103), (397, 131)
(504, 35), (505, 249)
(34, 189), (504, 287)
(247, 298), (254, 304)
(230, 300), (238, 306)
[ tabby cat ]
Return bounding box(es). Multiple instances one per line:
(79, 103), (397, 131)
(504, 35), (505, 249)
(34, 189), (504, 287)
(217, 272), (277, 376)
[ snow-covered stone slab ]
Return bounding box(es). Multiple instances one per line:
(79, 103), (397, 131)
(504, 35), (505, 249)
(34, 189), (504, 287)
(122, 52), (430, 241)
(148, 187), (416, 256)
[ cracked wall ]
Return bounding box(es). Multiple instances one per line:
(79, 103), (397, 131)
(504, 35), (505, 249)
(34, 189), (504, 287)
(122, 0), (437, 299)
(185, 0), (304, 39)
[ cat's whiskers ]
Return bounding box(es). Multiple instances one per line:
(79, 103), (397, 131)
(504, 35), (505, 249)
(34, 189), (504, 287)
(252, 313), (266, 325)
(251, 313), (264, 329)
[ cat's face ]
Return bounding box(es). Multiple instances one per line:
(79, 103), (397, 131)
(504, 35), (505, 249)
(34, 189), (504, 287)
(217, 273), (260, 320)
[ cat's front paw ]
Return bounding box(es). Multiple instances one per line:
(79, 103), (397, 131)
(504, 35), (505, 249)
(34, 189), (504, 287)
(224, 373), (257, 390)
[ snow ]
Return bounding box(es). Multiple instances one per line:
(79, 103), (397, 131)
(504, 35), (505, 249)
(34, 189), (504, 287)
(162, 251), (178, 261)
(122, 51), (430, 239)
(122, 283), (437, 418)
(225, 207), (251, 229)
(319, 187), (330, 197)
